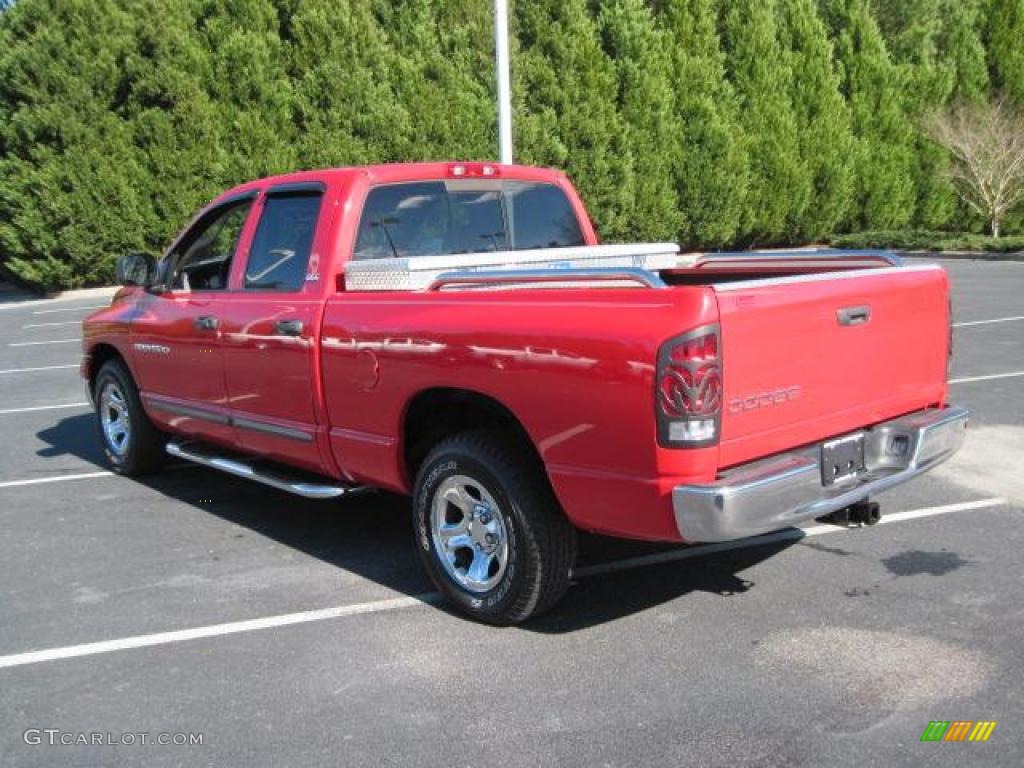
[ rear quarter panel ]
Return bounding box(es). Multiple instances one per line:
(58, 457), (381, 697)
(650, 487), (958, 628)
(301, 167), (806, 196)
(320, 287), (719, 540)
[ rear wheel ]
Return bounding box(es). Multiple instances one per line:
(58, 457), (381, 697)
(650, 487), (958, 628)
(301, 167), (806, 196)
(94, 360), (165, 475)
(413, 430), (576, 624)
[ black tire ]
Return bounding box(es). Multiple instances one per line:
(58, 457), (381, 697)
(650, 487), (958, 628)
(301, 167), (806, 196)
(93, 359), (165, 476)
(413, 430), (576, 624)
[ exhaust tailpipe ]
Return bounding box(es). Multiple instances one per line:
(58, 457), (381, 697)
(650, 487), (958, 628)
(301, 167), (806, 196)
(825, 500), (881, 527)
(861, 501), (881, 526)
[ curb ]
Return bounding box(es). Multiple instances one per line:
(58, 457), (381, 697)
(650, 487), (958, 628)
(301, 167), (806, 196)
(0, 285), (117, 310)
(42, 286), (120, 302)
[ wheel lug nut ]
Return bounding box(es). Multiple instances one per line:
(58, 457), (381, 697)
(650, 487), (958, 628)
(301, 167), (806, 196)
(479, 513), (492, 525)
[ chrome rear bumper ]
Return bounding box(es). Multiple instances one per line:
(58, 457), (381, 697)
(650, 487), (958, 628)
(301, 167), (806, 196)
(672, 406), (969, 542)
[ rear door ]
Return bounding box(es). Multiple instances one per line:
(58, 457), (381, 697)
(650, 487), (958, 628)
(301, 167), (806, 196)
(714, 265), (950, 468)
(219, 184), (331, 474)
(131, 196), (255, 446)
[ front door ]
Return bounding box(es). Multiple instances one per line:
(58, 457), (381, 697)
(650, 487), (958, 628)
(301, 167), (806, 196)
(219, 185), (330, 473)
(131, 196), (255, 446)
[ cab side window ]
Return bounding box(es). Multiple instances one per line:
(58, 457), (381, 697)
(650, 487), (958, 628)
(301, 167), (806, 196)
(169, 200), (252, 291)
(244, 192), (323, 291)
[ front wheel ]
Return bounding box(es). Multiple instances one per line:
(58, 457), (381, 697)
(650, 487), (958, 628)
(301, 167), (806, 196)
(413, 430), (576, 624)
(94, 359), (165, 476)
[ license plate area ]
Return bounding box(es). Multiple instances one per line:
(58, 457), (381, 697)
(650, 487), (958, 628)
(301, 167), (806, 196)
(821, 432), (866, 486)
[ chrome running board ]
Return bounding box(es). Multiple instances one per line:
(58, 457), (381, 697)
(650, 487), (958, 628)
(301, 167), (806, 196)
(166, 442), (361, 500)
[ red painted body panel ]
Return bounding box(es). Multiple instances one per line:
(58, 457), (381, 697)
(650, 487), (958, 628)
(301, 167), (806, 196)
(82, 162), (953, 544)
(714, 266), (950, 469)
(218, 296), (325, 472)
(129, 291), (237, 445)
(80, 289), (139, 388)
(319, 287), (720, 540)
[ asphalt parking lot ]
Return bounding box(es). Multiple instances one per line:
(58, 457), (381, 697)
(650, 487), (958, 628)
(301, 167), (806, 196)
(1, 258), (1022, 767)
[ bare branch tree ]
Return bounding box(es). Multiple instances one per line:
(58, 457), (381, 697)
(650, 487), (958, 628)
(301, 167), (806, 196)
(926, 98), (1024, 238)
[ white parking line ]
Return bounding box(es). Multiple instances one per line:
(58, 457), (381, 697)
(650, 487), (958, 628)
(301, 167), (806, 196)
(22, 320), (82, 329)
(949, 371), (1024, 384)
(0, 496), (1005, 670)
(0, 471), (112, 489)
(954, 315), (1024, 328)
(0, 594), (440, 670)
(30, 304), (107, 315)
(0, 402), (88, 415)
(0, 464), (198, 489)
(8, 339), (80, 347)
(0, 364), (79, 375)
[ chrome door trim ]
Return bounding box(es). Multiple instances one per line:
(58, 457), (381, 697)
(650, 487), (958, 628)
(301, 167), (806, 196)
(147, 395), (313, 442)
(233, 415), (313, 443)
(146, 396), (230, 425)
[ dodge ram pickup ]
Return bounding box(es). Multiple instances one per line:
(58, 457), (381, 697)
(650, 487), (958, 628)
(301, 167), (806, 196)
(83, 162), (968, 623)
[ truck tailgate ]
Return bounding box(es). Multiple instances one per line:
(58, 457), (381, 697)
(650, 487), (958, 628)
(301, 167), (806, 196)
(714, 264), (949, 469)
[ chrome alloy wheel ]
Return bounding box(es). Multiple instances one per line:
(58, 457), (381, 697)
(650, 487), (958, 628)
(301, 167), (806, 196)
(430, 474), (509, 593)
(99, 382), (131, 457)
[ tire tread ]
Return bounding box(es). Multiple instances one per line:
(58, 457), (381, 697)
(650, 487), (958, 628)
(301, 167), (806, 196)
(95, 359), (165, 476)
(416, 429), (576, 624)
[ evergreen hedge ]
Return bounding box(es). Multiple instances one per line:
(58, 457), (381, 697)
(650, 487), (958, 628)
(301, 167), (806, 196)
(1, 0), (1022, 291)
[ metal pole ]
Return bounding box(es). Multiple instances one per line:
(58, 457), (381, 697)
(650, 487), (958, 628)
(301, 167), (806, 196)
(494, 0), (513, 164)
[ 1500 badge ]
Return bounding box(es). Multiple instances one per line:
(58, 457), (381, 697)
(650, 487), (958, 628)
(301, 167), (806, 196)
(133, 342), (170, 355)
(729, 385), (801, 413)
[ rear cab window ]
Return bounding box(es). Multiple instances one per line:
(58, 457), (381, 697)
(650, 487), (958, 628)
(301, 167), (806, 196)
(353, 180), (585, 261)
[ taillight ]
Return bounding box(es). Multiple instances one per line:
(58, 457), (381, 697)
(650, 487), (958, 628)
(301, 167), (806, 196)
(656, 324), (722, 447)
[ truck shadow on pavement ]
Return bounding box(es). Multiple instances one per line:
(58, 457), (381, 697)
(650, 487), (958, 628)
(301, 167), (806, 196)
(36, 412), (108, 465)
(529, 536), (793, 633)
(37, 413), (795, 631)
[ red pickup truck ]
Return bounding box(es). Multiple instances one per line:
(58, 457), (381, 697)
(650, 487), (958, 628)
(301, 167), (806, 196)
(83, 162), (968, 623)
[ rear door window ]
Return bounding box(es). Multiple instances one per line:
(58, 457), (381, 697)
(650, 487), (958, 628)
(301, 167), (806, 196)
(244, 192), (324, 291)
(353, 181), (584, 260)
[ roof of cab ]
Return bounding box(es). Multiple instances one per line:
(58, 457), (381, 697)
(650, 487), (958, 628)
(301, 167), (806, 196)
(209, 162), (568, 207)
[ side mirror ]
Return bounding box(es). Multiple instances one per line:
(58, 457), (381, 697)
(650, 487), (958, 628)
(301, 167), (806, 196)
(115, 253), (158, 288)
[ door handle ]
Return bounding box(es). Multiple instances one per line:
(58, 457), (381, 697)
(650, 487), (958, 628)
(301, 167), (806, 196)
(274, 319), (304, 337)
(194, 315), (219, 331)
(837, 306), (871, 326)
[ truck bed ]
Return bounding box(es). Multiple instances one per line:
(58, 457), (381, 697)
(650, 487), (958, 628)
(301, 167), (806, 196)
(326, 245), (950, 540)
